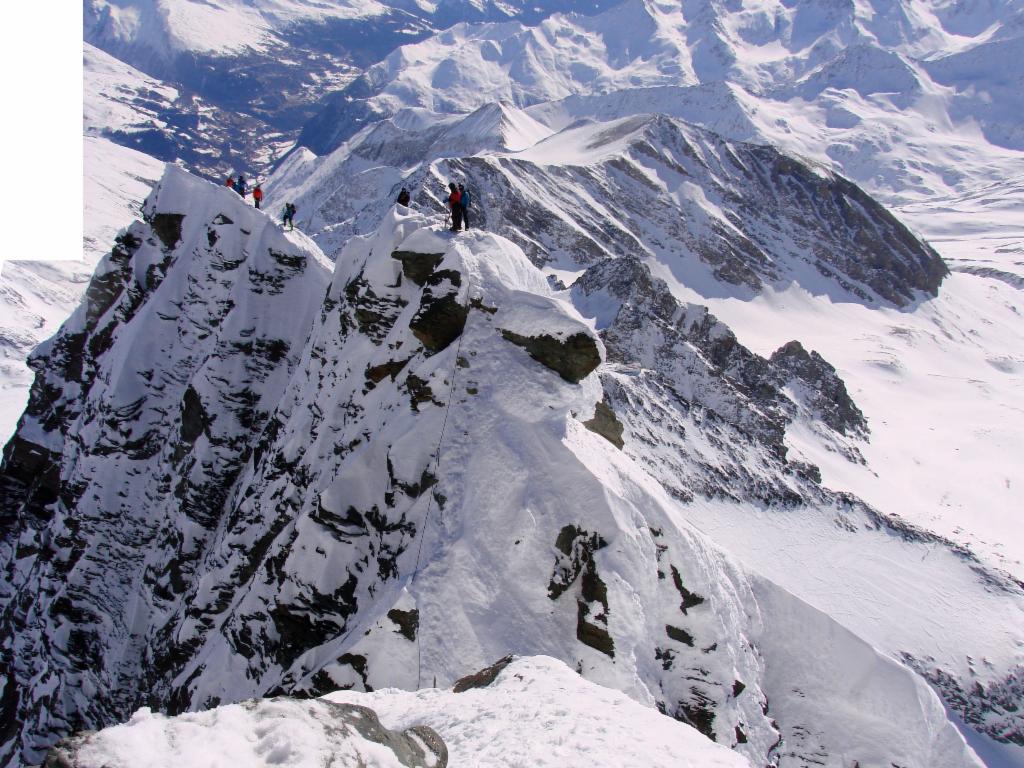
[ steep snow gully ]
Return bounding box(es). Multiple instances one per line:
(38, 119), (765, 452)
(2, 168), (1021, 767)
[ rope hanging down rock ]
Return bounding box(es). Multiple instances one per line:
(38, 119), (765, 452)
(409, 250), (471, 690)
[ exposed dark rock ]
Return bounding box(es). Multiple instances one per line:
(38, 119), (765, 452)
(179, 386), (213, 446)
(337, 653), (372, 692)
(387, 608), (419, 641)
(469, 297), (497, 314)
(453, 655), (514, 693)
(426, 269), (462, 288)
(150, 213), (185, 249)
(583, 397), (624, 449)
(665, 624), (694, 647)
(270, 574), (359, 667)
(770, 340), (868, 437)
(547, 525), (615, 658)
(548, 525), (608, 600)
(409, 283), (468, 355)
(500, 330), (601, 383)
(670, 565), (705, 615)
(391, 251), (444, 287)
(675, 689), (717, 740)
(655, 646), (676, 670)
(405, 374), (443, 411)
(366, 357), (411, 388)
(345, 275), (408, 344)
(577, 601), (615, 657)
(901, 654), (1024, 745)
(733, 680), (746, 698)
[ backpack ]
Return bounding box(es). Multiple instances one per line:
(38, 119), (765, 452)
(461, 188), (471, 208)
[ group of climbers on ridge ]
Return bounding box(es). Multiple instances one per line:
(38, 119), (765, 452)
(395, 182), (473, 232)
(225, 172), (297, 231)
(224, 173), (471, 236)
(225, 174), (264, 209)
(448, 182), (471, 232)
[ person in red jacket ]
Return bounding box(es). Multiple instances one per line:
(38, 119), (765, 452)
(225, 175), (235, 188)
(252, 184), (263, 209)
(447, 182), (462, 232)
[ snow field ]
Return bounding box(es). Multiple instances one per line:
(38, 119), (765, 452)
(676, 273), (1024, 580)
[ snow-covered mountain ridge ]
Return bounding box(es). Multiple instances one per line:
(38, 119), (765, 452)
(281, 107), (948, 307)
(3, 166), (1019, 767)
(298, 0), (1024, 214)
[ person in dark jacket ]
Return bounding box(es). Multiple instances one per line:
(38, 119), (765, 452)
(234, 175), (247, 197)
(282, 202), (296, 230)
(458, 183), (471, 230)
(447, 182), (462, 232)
(396, 187), (411, 206)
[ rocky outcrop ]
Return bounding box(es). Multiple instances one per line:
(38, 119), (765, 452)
(452, 655), (514, 693)
(500, 330), (601, 383)
(770, 340), (868, 437)
(583, 397), (625, 449)
(547, 526), (614, 658)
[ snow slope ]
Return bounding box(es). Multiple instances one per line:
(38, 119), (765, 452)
(1, 169), (1007, 766)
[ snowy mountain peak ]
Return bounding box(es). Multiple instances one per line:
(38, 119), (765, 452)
(4, 164), (1016, 766)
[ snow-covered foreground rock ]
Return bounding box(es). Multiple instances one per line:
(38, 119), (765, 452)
(2, 166), (1005, 767)
(46, 695), (446, 768)
(44, 656), (755, 768)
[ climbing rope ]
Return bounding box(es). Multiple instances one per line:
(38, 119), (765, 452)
(409, 249), (471, 689)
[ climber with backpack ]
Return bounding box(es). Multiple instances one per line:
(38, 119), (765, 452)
(225, 175), (235, 189)
(458, 183), (472, 230)
(253, 184), (264, 209)
(235, 175), (247, 197)
(396, 187), (411, 207)
(447, 182), (462, 232)
(282, 202), (297, 231)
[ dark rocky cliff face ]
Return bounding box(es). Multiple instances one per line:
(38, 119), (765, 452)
(0, 169), (332, 766)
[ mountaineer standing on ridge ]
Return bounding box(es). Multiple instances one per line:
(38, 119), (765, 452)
(225, 174), (235, 189)
(396, 187), (411, 206)
(234, 175), (247, 198)
(458, 183), (471, 230)
(282, 202), (297, 231)
(253, 183), (263, 209)
(447, 182), (462, 232)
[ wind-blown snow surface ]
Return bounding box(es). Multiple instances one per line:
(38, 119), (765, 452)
(1, 169), (1006, 766)
(46, 657), (750, 768)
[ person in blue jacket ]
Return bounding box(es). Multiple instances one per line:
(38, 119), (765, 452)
(458, 183), (471, 230)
